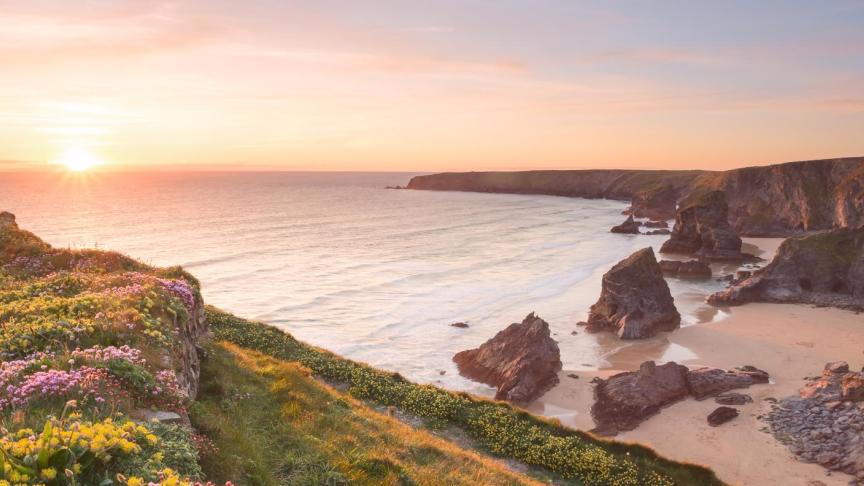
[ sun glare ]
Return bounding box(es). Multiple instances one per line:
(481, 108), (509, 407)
(53, 147), (104, 172)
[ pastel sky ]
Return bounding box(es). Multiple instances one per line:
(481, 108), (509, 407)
(2, 0), (863, 171)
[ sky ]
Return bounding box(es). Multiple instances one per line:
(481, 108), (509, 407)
(1, 0), (863, 172)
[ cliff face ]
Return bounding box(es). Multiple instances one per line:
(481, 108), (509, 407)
(693, 158), (864, 236)
(407, 157), (864, 236)
(659, 190), (746, 261)
(708, 227), (864, 310)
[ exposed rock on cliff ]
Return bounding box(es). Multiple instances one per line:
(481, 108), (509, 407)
(592, 361), (690, 435)
(708, 228), (864, 310)
(659, 260), (712, 279)
(660, 190), (748, 261)
(592, 360), (768, 434)
(627, 184), (679, 220)
(453, 312), (561, 403)
(587, 248), (680, 339)
(407, 157), (864, 236)
(610, 215), (640, 234)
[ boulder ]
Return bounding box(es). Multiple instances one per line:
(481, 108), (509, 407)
(841, 374), (864, 401)
(587, 248), (681, 339)
(660, 190), (747, 261)
(610, 215), (641, 234)
(646, 229), (671, 235)
(450, 322), (469, 328)
(707, 406), (739, 426)
(659, 260), (712, 279)
(591, 361), (690, 435)
(708, 228), (864, 310)
(453, 312), (561, 403)
(686, 366), (769, 400)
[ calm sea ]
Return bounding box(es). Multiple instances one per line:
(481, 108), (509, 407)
(1, 171), (735, 397)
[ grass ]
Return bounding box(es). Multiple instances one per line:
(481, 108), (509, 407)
(207, 307), (725, 486)
(191, 342), (541, 486)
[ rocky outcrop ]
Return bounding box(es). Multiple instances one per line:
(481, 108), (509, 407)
(592, 361), (690, 435)
(659, 260), (712, 279)
(660, 190), (747, 261)
(0, 211), (16, 229)
(708, 228), (864, 310)
(453, 313), (561, 403)
(686, 366), (769, 400)
(592, 360), (768, 434)
(715, 392), (752, 405)
(610, 215), (640, 234)
(407, 157), (864, 237)
(645, 220), (669, 229)
(587, 248), (680, 339)
(766, 361), (864, 480)
(628, 184), (679, 220)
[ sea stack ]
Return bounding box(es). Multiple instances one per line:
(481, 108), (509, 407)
(453, 312), (562, 403)
(660, 190), (745, 261)
(587, 248), (681, 339)
(610, 215), (641, 234)
(709, 227), (864, 310)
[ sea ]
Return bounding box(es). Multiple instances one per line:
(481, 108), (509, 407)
(1, 170), (757, 398)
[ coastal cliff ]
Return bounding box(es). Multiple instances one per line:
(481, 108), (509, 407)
(407, 157), (864, 236)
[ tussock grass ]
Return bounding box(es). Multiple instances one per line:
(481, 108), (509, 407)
(192, 342), (541, 486)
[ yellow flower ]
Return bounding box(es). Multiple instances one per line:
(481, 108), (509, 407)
(127, 478), (145, 486)
(41, 468), (57, 480)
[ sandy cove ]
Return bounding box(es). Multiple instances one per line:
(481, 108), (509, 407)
(528, 238), (864, 486)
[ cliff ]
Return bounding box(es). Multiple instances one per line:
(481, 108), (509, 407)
(407, 157), (864, 236)
(708, 227), (864, 310)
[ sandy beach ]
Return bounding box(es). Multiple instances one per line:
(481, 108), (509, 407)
(530, 238), (864, 485)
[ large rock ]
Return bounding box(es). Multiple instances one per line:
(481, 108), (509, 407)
(592, 360), (768, 434)
(610, 215), (640, 234)
(587, 248), (681, 339)
(686, 366), (769, 400)
(0, 211), (16, 229)
(453, 313), (561, 403)
(660, 190), (747, 261)
(659, 260), (712, 279)
(591, 361), (690, 435)
(708, 228), (864, 310)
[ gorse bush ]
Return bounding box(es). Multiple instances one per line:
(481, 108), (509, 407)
(208, 307), (724, 486)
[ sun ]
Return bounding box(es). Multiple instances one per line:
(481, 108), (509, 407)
(53, 147), (104, 172)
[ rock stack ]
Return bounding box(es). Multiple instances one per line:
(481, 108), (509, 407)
(453, 313), (562, 403)
(587, 248), (680, 339)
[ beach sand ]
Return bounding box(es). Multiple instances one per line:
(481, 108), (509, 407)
(529, 238), (864, 485)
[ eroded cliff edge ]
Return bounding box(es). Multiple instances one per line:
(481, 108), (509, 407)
(407, 157), (864, 236)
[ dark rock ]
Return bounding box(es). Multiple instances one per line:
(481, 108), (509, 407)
(567, 373), (579, 379)
(686, 367), (768, 399)
(586, 248), (681, 339)
(453, 313), (561, 403)
(450, 322), (470, 328)
(707, 406), (739, 426)
(570, 330), (578, 335)
(610, 215), (641, 234)
(646, 229), (671, 235)
(708, 228), (864, 311)
(660, 260), (712, 279)
(660, 190), (747, 261)
(715, 392), (753, 405)
(645, 220), (669, 229)
(591, 361), (690, 435)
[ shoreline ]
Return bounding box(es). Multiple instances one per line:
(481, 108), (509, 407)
(530, 233), (864, 486)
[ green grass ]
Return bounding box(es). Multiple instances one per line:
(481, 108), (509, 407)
(207, 307), (725, 486)
(191, 342), (541, 486)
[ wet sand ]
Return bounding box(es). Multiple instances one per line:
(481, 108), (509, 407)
(530, 238), (864, 485)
